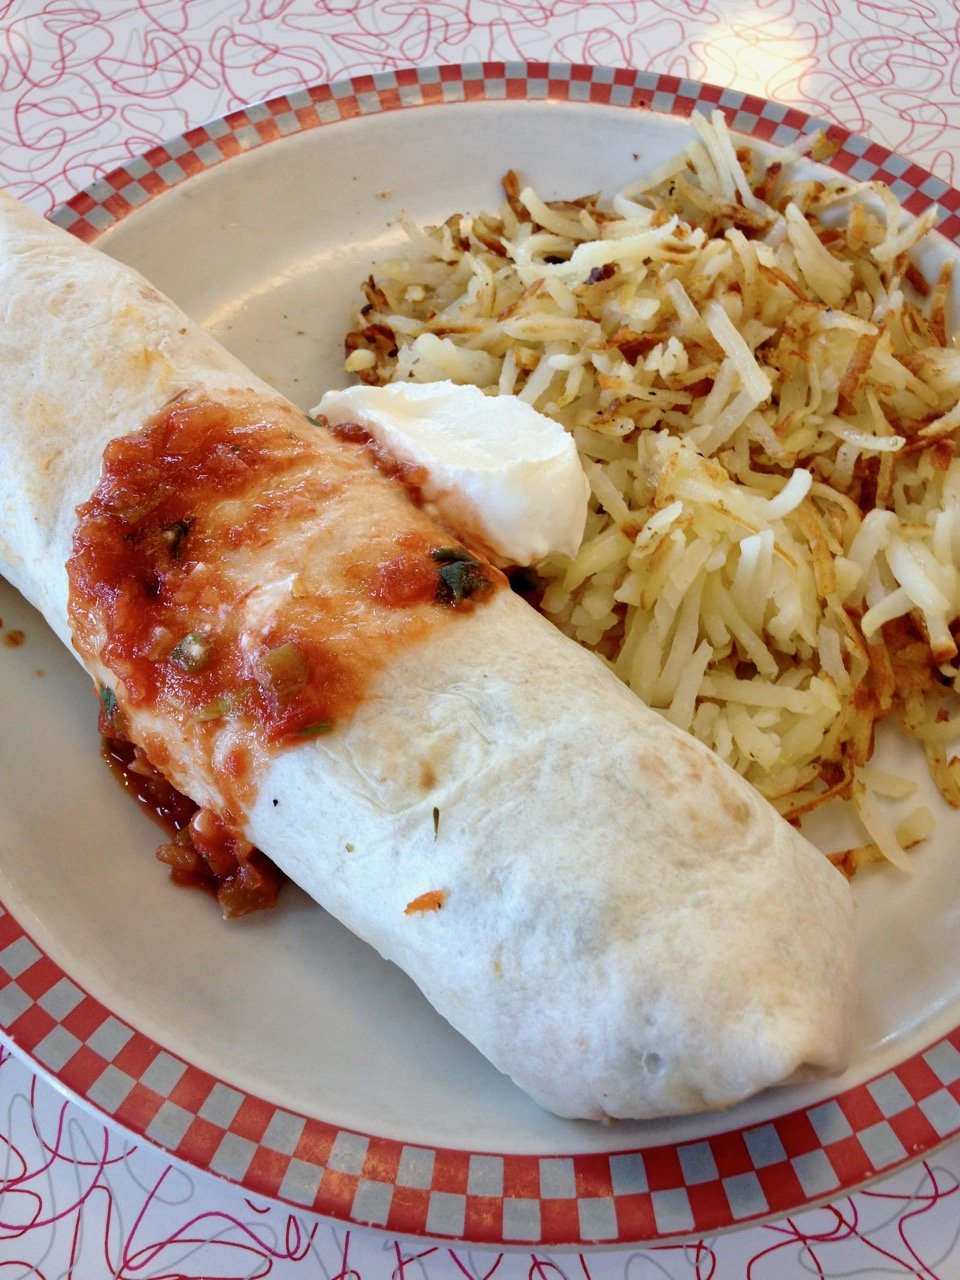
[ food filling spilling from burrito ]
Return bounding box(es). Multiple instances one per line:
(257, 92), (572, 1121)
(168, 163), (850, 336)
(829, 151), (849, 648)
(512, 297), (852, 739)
(67, 392), (504, 909)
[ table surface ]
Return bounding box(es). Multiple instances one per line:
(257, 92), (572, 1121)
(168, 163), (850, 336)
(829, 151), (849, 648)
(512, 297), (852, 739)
(3, 2), (960, 1276)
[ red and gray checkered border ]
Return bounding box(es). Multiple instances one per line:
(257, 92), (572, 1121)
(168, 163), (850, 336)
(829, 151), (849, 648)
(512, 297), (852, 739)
(3, 903), (960, 1245)
(11, 64), (960, 1245)
(47, 63), (960, 245)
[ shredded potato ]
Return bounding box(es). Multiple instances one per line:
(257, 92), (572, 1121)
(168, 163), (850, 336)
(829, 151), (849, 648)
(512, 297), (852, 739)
(344, 111), (960, 871)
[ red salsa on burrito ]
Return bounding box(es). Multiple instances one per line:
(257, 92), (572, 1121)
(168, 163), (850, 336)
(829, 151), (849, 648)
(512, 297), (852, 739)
(68, 394), (502, 912)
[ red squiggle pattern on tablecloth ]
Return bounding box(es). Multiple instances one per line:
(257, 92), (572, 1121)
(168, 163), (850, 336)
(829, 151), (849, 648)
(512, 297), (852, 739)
(4, 1045), (960, 1278)
(3, 1), (960, 1276)
(1, 0), (960, 210)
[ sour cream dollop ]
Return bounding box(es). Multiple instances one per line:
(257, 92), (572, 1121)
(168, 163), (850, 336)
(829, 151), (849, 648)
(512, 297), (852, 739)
(314, 381), (589, 565)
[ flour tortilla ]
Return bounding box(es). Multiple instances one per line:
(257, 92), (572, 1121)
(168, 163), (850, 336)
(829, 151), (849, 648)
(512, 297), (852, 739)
(0, 189), (857, 1119)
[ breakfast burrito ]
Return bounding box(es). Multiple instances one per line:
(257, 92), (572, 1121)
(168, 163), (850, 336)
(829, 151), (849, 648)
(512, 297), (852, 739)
(0, 189), (857, 1120)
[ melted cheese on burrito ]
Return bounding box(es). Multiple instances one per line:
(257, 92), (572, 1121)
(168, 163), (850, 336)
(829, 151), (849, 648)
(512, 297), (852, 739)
(67, 391), (502, 820)
(0, 189), (858, 1120)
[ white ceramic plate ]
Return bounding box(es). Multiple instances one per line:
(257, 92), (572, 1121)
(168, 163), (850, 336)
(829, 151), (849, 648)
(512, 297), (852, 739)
(3, 64), (960, 1246)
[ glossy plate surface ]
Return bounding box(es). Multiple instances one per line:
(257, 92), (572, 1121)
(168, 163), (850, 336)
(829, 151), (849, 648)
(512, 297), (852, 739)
(3, 63), (960, 1245)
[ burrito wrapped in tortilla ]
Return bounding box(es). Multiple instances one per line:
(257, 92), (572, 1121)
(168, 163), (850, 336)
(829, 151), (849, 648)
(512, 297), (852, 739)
(0, 189), (857, 1120)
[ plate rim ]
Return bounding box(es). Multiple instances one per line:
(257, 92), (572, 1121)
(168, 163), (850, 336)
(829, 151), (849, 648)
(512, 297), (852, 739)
(5, 59), (960, 1247)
